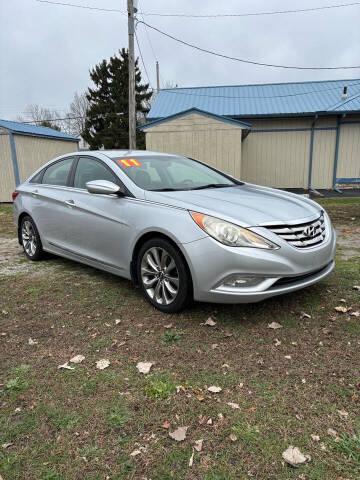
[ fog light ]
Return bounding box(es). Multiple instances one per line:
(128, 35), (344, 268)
(222, 275), (264, 288)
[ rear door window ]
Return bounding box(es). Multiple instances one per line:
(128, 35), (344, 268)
(42, 158), (73, 186)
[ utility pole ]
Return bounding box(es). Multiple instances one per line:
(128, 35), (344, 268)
(127, 0), (136, 149)
(156, 61), (160, 94)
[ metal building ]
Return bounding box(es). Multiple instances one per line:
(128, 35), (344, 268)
(0, 120), (79, 202)
(140, 79), (360, 192)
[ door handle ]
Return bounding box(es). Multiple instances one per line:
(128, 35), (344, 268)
(65, 199), (75, 207)
(32, 189), (38, 198)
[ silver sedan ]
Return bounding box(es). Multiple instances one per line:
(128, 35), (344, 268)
(13, 150), (336, 313)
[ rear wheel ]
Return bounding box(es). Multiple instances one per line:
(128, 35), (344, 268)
(20, 215), (44, 261)
(137, 238), (192, 313)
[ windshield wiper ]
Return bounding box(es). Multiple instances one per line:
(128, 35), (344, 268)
(149, 187), (180, 192)
(150, 184), (236, 192)
(190, 183), (235, 190)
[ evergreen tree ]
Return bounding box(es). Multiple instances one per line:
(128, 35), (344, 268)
(39, 120), (61, 131)
(82, 48), (151, 150)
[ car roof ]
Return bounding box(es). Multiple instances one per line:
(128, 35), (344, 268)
(101, 149), (179, 158)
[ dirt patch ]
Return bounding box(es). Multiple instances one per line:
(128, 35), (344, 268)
(335, 225), (360, 260)
(0, 238), (59, 277)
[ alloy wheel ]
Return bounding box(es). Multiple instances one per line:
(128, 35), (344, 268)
(140, 247), (179, 305)
(22, 220), (37, 257)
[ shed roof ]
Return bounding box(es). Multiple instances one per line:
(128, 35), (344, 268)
(148, 78), (360, 120)
(0, 119), (79, 141)
(138, 107), (252, 131)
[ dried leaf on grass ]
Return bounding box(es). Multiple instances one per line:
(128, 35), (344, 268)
(130, 449), (141, 457)
(300, 312), (312, 319)
(208, 386), (222, 393)
(268, 322), (282, 329)
(282, 446), (311, 467)
(327, 428), (339, 438)
(70, 355), (85, 364)
(204, 317), (216, 327)
(353, 285), (360, 291)
(350, 311), (360, 317)
(337, 409), (349, 418)
(58, 362), (75, 370)
(227, 402), (240, 409)
(28, 338), (38, 345)
(96, 359), (110, 370)
(311, 434), (320, 441)
(194, 439), (203, 452)
(188, 449), (194, 467)
(130, 445), (147, 456)
(335, 306), (348, 313)
(114, 319), (121, 325)
(229, 433), (237, 442)
(2, 442), (14, 449)
(136, 362), (153, 374)
(162, 421), (170, 429)
(169, 426), (188, 442)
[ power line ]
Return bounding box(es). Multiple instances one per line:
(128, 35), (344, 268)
(137, 21), (360, 70)
(34, 0), (360, 18)
(22, 116), (84, 123)
(134, 30), (153, 89)
(140, 1), (360, 18)
(156, 81), (360, 99)
(35, 0), (126, 14)
(22, 112), (125, 124)
(137, 0), (157, 61)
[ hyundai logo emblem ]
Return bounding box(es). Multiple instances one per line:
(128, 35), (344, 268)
(304, 225), (316, 238)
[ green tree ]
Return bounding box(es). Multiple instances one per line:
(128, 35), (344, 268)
(39, 120), (61, 131)
(82, 48), (151, 150)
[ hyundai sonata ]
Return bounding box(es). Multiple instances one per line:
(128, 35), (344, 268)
(13, 150), (336, 313)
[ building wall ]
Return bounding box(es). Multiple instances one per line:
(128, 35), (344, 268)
(145, 113), (244, 178)
(241, 118), (311, 188)
(0, 132), (16, 202)
(144, 113), (359, 189)
(14, 135), (78, 184)
(1, 134), (78, 202)
(233, 115), (359, 189)
(337, 119), (360, 181)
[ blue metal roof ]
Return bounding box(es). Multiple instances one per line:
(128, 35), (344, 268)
(138, 107), (251, 131)
(0, 119), (79, 141)
(148, 79), (360, 120)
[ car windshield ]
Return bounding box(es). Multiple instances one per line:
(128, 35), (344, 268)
(110, 155), (239, 191)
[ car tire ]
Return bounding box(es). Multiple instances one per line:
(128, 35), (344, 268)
(20, 215), (45, 261)
(137, 237), (192, 313)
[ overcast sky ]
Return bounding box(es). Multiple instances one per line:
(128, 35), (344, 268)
(0, 0), (359, 120)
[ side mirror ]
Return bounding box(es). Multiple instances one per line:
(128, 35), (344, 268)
(86, 180), (124, 196)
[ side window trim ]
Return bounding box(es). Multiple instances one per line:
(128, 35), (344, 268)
(29, 168), (45, 184)
(68, 156), (79, 187)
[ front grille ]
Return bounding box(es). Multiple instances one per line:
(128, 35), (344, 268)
(263, 214), (326, 248)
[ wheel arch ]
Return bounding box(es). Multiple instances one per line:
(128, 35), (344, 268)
(130, 232), (193, 294)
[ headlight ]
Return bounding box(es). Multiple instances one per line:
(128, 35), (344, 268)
(189, 211), (279, 249)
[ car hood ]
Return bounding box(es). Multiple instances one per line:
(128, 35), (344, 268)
(144, 183), (322, 227)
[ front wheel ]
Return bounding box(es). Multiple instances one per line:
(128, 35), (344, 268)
(20, 215), (45, 261)
(137, 238), (192, 313)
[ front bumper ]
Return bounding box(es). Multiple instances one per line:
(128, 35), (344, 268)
(181, 226), (336, 304)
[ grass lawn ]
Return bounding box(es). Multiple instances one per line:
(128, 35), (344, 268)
(0, 198), (359, 480)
